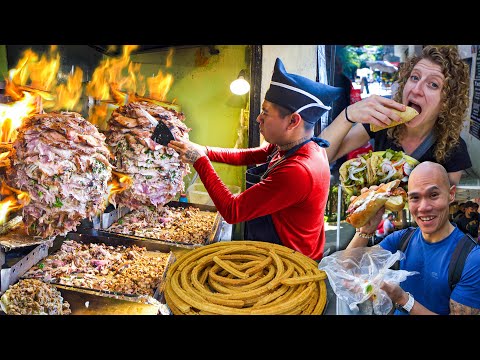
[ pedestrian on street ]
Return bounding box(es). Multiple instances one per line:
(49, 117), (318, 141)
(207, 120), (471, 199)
(361, 76), (369, 95)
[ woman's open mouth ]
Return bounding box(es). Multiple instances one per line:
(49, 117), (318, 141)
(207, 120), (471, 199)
(407, 101), (422, 114)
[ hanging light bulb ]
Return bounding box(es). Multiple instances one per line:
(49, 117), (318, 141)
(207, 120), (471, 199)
(230, 69), (250, 95)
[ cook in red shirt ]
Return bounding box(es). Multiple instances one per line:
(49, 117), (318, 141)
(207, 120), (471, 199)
(169, 58), (342, 261)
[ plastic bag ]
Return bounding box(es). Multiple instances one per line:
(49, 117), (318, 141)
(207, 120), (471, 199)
(318, 247), (418, 315)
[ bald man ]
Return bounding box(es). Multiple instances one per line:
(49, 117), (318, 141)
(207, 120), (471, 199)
(348, 161), (480, 315)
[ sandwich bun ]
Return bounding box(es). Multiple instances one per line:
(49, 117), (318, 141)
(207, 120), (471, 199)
(385, 187), (407, 211)
(346, 180), (405, 228)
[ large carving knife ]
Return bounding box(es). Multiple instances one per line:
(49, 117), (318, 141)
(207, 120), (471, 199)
(140, 108), (176, 146)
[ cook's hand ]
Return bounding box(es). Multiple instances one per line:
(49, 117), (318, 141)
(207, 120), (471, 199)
(168, 140), (207, 164)
(347, 95), (406, 128)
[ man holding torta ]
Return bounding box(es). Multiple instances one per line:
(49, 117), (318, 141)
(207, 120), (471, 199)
(321, 45), (472, 186)
(346, 162), (480, 315)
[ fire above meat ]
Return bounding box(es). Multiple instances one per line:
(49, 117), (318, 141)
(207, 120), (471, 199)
(105, 101), (190, 209)
(0, 181), (31, 225)
(5, 111), (112, 238)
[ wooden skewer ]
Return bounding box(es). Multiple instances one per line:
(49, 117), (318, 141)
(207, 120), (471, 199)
(0, 215), (23, 235)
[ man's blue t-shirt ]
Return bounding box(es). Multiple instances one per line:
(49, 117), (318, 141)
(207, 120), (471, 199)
(380, 226), (480, 315)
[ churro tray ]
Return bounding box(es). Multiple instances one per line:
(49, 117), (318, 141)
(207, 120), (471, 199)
(160, 240), (329, 315)
(99, 201), (223, 249)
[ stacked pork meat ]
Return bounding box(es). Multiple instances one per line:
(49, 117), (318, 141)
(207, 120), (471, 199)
(6, 112), (112, 238)
(105, 101), (190, 209)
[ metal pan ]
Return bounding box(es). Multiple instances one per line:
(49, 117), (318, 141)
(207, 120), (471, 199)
(99, 201), (223, 249)
(17, 232), (176, 307)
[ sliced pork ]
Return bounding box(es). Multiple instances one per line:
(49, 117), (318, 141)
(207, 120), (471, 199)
(6, 111), (112, 238)
(105, 101), (190, 209)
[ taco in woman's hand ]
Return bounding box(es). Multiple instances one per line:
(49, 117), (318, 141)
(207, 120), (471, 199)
(370, 106), (419, 132)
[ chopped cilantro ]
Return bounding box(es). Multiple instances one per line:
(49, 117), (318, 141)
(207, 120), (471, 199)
(53, 197), (63, 208)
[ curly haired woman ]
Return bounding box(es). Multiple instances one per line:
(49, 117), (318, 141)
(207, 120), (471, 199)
(321, 45), (471, 185)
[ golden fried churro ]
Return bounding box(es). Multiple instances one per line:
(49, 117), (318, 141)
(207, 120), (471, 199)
(280, 272), (327, 286)
(213, 256), (248, 279)
(163, 240), (328, 315)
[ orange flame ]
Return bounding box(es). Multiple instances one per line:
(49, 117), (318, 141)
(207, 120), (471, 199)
(0, 182), (31, 225)
(147, 69), (173, 102)
(120, 62), (146, 99)
(134, 95), (181, 113)
(109, 83), (128, 106)
(0, 91), (37, 142)
(5, 46), (84, 112)
(50, 67), (84, 111)
(88, 101), (109, 128)
(0, 151), (10, 168)
(8, 46), (59, 93)
(107, 170), (133, 207)
(144, 48), (174, 103)
(166, 48), (174, 68)
(86, 45), (143, 104)
(8, 49), (39, 89)
(29, 46), (60, 92)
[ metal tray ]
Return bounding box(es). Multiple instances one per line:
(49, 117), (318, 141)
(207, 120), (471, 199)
(99, 201), (223, 249)
(0, 224), (54, 252)
(1, 242), (50, 294)
(0, 232), (177, 314)
(53, 285), (161, 315)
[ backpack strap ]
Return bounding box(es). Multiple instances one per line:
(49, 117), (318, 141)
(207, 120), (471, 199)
(409, 131), (436, 161)
(448, 233), (478, 291)
(391, 227), (416, 270)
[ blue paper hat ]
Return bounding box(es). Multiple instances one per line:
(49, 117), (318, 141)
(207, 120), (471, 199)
(265, 58), (343, 124)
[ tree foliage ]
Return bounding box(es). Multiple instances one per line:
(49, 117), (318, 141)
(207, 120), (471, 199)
(337, 45), (385, 80)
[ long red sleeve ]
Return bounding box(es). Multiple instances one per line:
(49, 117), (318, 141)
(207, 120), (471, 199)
(194, 142), (330, 261)
(206, 144), (276, 166)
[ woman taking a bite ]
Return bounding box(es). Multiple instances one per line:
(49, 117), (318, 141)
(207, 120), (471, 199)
(321, 45), (472, 186)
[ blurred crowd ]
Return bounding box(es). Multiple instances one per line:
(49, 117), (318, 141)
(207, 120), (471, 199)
(451, 201), (480, 240)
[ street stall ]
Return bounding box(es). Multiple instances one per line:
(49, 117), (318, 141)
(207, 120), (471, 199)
(0, 44), (280, 316)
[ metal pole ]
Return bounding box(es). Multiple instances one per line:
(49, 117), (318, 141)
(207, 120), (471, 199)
(336, 182), (342, 252)
(335, 182), (342, 315)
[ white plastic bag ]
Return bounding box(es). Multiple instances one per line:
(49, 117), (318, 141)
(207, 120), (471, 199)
(318, 247), (418, 315)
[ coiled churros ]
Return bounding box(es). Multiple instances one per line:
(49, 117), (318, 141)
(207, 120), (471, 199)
(164, 241), (327, 315)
